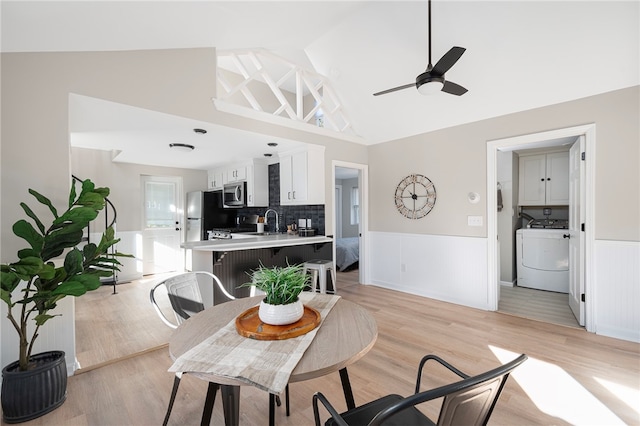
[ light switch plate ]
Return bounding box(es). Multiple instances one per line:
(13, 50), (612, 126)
(468, 215), (483, 226)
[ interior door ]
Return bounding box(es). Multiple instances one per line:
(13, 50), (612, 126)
(568, 137), (585, 325)
(142, 176), (183, 275)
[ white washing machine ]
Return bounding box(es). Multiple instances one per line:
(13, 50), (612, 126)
(516, 228), (569, 293)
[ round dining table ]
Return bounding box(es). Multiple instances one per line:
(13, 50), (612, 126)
(169, 295), (378, 426)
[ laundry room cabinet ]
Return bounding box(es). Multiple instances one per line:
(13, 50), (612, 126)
(518, 151), (569, 206)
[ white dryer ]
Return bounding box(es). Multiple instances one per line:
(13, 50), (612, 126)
(516, 228), (569, 293)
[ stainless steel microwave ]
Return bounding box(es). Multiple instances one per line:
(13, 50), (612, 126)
(223, 182), (247, 208)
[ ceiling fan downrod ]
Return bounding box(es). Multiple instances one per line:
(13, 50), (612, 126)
(427, 0), (433, 69)
(372, 0), (467, 97)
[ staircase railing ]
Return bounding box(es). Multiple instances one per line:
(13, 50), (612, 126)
(72, 175), (119, 294)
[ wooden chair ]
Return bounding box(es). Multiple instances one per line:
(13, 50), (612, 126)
(312, 353), (527, 426)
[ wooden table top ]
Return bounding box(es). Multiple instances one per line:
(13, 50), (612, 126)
(169, 296), (378, 385)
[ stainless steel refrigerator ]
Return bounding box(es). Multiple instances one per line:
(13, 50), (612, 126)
(186, 190), (236, 241)
(186, 191), (205, 242)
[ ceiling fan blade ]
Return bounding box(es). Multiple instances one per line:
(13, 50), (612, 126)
(431, 46), (466, 76)
(373, 83), (416, 96)
(442, 81), (468, 96)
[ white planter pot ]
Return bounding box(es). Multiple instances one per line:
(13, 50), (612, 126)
(258, 299), (304, 325)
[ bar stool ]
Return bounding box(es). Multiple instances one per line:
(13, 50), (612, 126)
(303, 259), (337, 294)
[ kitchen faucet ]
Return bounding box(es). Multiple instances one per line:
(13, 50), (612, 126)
(264, 209), (279, 233)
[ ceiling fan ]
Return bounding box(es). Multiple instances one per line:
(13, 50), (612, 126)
(373, 0), (467, 97)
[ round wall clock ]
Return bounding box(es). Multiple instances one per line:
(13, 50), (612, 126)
(394, 174), (437, 219)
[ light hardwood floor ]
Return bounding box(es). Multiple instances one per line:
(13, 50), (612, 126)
(498, 285), (580, 329)
(11, 269), (639, 425)
(75, 273), (176, 371)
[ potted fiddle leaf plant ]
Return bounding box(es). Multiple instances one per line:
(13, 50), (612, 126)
(242, 262), (309, 325)
(0, 179), (131, 423)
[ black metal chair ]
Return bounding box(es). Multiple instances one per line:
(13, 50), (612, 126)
(149, 271), (289, 426)
(313, 353), (527, 426)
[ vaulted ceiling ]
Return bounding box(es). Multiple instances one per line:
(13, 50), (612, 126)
(2, 1), (638, 169)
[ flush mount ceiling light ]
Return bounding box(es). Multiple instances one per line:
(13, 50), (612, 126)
(193, 128), (207, 134)
(169, 143), (195, 152)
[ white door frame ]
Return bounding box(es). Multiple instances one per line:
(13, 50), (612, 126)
(335, 185), (343, 239)
(486, 124), (596, 332)
(332, 161), (369, 284)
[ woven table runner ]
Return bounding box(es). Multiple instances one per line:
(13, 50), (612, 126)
(168, 292), (340, 394)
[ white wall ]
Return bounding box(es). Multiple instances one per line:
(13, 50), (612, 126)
(71, 148), (208, 232)
(368, 87), (639, 242)
(367, 87), (640, 342)
(0, 48), (368, 372)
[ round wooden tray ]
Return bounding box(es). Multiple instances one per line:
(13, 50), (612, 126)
(235, 305), (321, 340)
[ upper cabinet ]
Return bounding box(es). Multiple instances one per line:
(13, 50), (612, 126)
(207, 165), (249, 190)
(518, 151), (569, 206)
(279, 145), (325, 205)
(246, 161), (268, 207)
(207, 160), (268, 207)
(226, 166), (247, 183)
(207, 169), (226, 190)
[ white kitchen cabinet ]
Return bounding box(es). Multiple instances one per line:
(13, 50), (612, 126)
(246, 161), (268, 207)
(207, 160), (267, 206)
(207, 169), (226, 190)
(226, 166), (247, 182)
(518, 151), (569, 206)
(279, 146), (325, 205)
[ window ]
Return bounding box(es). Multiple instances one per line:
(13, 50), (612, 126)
(350, 186), (359, 225)
(144, 180), (177, 229)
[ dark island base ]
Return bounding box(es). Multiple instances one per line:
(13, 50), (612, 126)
(211, 242), (333, 302)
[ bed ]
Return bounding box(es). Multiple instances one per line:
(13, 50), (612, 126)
(335, 237), (359, 271)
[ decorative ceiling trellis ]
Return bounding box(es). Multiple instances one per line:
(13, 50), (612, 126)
(215, 49), (358, 139)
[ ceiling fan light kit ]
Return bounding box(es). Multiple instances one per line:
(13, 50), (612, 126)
(417, 76), (444, 95)
(374, 0), (467, 97)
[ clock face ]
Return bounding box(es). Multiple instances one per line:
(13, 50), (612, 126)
(394, 174), (437, 219)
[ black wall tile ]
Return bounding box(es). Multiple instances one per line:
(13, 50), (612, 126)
(236, 163), (325, 234)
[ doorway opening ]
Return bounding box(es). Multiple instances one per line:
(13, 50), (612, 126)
(332, 161), (368, 285)
(487, 124), (595, 332)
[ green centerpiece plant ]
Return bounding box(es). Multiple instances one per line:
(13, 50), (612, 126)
(0, 179), (131, 423)
(248, 262), (308, 305)
(242, 262), (309, 325)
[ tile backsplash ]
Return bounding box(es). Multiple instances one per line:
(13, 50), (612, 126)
(237, 164), (325, 235)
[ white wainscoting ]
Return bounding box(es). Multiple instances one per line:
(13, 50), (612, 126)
(369, 232), (489, 310)
(368, 232), (640, 343)
(593, 240), (640, 342)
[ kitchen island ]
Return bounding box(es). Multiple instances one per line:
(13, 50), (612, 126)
(183, 233), (333, 305)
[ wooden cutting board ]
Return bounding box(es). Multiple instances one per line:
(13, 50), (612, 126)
(235, 305), (321, 340)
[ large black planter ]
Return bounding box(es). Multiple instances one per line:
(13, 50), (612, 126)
(1, 350), (67, 423)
